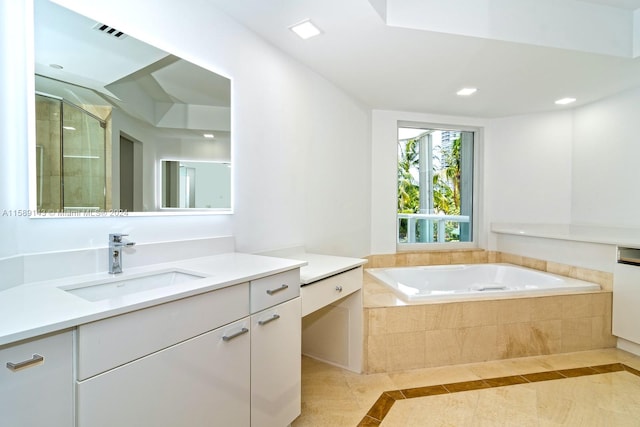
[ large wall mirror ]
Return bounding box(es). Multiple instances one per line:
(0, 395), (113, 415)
(32, 0), (232, 216)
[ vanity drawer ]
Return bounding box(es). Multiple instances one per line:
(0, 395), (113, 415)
(250, 269), (300, 313)
(77, 282), (249, 380)
(301, 267), (362, 316)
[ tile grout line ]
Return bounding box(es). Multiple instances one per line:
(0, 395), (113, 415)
(356, 363), (639, 426)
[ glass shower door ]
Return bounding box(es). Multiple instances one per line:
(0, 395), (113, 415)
(35, 93), (107, 213)
(61, 103), (107, 212)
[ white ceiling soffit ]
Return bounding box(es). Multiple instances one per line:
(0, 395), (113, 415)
(372, 0), (640, 58)
(210, 0), (640, 117)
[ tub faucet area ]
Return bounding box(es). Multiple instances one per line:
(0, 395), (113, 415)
(108, 233), (136, 274)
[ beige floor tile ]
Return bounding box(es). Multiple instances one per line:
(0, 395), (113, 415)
(616, 349), (640, 369)
(342, 371), (396, 410)
(292, 399), (365, 427)
(295, 350), (640, 426)
(388, 364), (479, 389)
(538, 348), (626, 369)
(380, 392), (478, 426)
(301, 376), (354, 401)
(473, 386), (540, 427)
(466, 355), (553, 378)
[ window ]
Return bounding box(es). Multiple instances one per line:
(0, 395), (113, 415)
(397, 124), (475, 245)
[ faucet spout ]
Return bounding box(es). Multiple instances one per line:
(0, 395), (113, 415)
(109, 233), (136, 274)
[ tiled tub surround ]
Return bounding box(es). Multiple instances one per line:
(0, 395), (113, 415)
(363, 250), (616, 373)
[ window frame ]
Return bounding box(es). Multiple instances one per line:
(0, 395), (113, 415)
(396, 120), (482, 252)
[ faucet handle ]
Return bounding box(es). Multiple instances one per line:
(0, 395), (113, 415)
(109, 233), (129, 243)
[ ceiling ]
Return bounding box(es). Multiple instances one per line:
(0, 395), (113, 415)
(211, 0), (640, 118)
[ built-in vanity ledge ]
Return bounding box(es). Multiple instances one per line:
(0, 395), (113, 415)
(281, 252), (368, 285)
(491, 223), (640, 247)
(0, 252), (306, 347)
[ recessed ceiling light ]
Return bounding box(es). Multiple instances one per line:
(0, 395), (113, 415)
(289, 19), (322, 40)
(555, 97), (576, 105)
(63, 126), (76, 131)
(456, 87), (477, 96)
(203, 133), (215, 139)
(49, 64), (63, 70)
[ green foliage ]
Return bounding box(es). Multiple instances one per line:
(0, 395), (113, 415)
(397, 138), (420, 214)
(397, 134), (463, 242)
(433, 136), (461, 215)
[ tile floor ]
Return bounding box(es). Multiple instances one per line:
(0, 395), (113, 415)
(291, 349), (640, 426)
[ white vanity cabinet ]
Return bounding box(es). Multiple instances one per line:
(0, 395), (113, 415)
(74, 268), (303, 427)
(76, 282), (251, 427)
(251, 297), (301, 427)
(613, 249), (640, 345)
(77, 318), (251, 427)
(0, 330), (73, 427)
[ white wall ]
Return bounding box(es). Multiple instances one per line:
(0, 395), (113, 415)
(485, 111), (573, 226)
(572, 87), (640, 228)
(303, 86), (371, 257)
(486, 87), (640, 235)
(0, 0), (370, 259)
(0, 0), (32, 259)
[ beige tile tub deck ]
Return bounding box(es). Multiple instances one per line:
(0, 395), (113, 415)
(362, 251), (616, 373)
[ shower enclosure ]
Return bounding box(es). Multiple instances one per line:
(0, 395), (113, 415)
(35, 93), (108, 212)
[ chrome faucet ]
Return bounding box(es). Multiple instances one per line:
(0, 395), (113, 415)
(109, 233), (136, 274)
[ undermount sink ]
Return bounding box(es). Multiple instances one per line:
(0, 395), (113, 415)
(62, 270), (206, 302)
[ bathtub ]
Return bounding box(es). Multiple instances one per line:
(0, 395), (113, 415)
(366, 263), (600, 302)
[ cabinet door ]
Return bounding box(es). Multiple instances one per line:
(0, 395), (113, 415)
(0, 331), (73, 427)
(613, 263), (640, 343)
(251, 297), (301, 427)
(77, 318), (251, 427)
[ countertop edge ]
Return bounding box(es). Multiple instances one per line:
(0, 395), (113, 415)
(276, 252), (368, 285)
(491, 223), (640, 247)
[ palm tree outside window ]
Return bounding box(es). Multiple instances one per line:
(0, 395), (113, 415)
(397, 126), (474, 244)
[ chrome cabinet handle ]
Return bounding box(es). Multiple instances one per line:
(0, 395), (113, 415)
(258, 314), (280, 326)
(222, 327), (249, 342)
(6, 354), (44, 371)
(266, 284), (288, 295)
(336, 285), (343, 292)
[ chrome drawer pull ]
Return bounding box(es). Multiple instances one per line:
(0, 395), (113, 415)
(258, 314), (280, 326)
(222, 327), (249, 342)
(336, 285), (343, 292)
(6, 354), (44, 371)
(266, 284), (288, 295)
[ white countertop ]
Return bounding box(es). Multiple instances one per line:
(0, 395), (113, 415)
(491, 223), (640, 247)
(275, 252), (367, 285)
(0, 252), (306, 347)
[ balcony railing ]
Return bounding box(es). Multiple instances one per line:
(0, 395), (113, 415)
(397, 213), (470, 243)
